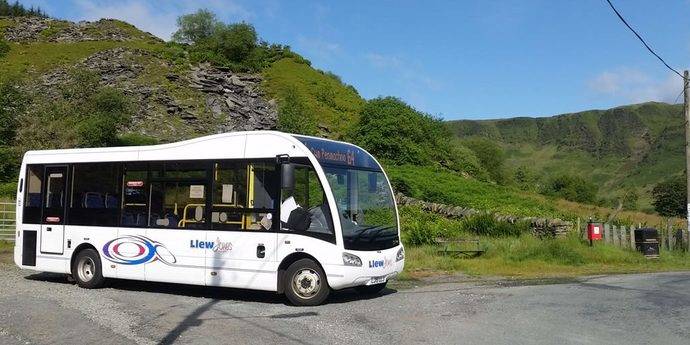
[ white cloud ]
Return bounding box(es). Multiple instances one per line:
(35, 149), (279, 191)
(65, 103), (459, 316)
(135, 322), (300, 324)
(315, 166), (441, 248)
(296, 36), (341, 59)
(364, 52), (441, 91)
(72, 0), (252, 41)
(588, 67), (683, 104)
(364, 53), (403, 69)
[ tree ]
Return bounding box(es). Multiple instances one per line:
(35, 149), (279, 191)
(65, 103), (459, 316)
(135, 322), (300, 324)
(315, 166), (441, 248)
(462, 137), (508, 184)
(171, 9), (219, 44)
(211, 22), (257, 62)
(652, 176), (686, 218)
(350, 97), (447, 166)
(276, 89), (317, 135)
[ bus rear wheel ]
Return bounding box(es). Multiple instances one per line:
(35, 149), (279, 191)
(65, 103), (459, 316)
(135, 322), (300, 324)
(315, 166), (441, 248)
(72, 248), (105, 289)
(284, 259), (330, 306)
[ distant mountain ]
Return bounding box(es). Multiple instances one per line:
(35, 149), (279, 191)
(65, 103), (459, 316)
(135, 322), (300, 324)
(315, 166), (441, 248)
(447, 102), (685, 211)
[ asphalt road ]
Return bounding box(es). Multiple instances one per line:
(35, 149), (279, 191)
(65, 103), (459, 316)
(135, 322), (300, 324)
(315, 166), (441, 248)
(0, 262), (688, 345)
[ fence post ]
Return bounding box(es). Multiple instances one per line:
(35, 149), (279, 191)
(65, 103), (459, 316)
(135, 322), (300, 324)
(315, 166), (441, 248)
(621, 226), (627, 248)
(579, 218), (585, 240)
(629, 227), (635, 250)
(604, 224), (611, 244)
(671, 228), (677, 251)
(613, 226), (619, 247)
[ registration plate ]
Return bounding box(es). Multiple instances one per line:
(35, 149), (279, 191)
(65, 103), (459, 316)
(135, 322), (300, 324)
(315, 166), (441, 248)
(369, 276), (387, 285)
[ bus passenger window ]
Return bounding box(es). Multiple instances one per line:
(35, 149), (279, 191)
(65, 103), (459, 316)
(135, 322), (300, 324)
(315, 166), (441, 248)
(149, 161), (208, 229)
(69, 163), (120, 226)
(121, 165), (148, 227)
(281, 165), (334, 237)
(23, 165), (43, 224)
(211, 161), (277, 231)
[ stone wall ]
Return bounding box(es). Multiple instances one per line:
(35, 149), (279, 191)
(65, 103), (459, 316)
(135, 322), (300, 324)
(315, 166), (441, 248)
(395, 193), (573, 238)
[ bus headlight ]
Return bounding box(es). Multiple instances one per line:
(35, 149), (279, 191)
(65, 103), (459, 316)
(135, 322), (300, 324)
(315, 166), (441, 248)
(396, 247), (405, 262)
(342, 252), (362, 267)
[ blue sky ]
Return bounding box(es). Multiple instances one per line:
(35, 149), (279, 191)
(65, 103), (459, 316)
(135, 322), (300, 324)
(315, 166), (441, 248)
(17, 0), (690, 120)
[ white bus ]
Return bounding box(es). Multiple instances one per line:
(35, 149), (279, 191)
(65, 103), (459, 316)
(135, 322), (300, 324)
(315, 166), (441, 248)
(12, 131), (403, 305)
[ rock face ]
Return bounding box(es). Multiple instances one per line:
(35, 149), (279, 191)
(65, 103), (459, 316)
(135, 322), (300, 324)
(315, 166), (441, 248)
(188, 63), (277, 132)
(33, 47), (277, 141)
(1, 16), (160, 43)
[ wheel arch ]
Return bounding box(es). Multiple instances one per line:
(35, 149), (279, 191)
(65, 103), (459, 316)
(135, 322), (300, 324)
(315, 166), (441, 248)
(276, 252), (327, 294)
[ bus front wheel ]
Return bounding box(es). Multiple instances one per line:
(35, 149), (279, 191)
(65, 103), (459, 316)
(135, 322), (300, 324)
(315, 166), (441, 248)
(72, 248), (105, 289)
(284, 258), (330, 306)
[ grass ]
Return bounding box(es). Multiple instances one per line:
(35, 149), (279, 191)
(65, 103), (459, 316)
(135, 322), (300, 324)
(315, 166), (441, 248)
(388, 164), (681, 226)
(397, 206), (690, 280)
(388, 164), (561, 218)
(448, 102), (685, 213)
(0, 240), (12, 264)
(262, 57), (365, 139)
(0, 40), (170, 81)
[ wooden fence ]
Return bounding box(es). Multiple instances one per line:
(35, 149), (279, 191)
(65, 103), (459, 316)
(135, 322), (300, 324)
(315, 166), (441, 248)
(0, 202), (15, 242)
(578, 219), (689, 252)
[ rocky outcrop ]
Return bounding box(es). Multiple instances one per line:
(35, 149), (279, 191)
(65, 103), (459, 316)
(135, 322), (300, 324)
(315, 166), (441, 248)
(395, 193), (572, 238)
(32, 47), (276, 140)
(1, 16), (160, 42)
(187, 63), (277, 132)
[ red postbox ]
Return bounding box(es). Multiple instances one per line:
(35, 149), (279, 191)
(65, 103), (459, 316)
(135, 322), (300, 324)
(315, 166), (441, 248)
(587, 222), (603, 241)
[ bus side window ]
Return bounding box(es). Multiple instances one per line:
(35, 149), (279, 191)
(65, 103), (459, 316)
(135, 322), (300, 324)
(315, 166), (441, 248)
(210, 161), (277, 231)
(148, 161), (208, 229)
(211, 161), (247, 231)
(23, 165), (43, 224)
(69, 163), (120, 226)
(121, 164), (148, 227)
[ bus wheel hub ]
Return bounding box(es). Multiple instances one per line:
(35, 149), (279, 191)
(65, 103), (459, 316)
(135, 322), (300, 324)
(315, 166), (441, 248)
(293, 269), (320, 298)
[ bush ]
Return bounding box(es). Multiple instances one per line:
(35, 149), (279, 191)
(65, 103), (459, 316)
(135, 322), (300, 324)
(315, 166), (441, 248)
(0, 182), (16, 197)
(351, 97), (487, 179)
(399, 206), (462, 245)
(0, 40), (10, 58)
(276, 89), (317, 135)
(15, 69), (132, 151)
(461, 213), (530, 237)
(462, 137), (509, 184)
(116, 133), (159, 146)
(211, 23), (257, 63)
(0, 146), (19, 183)
(541, 174), (597, 203)
(652, 176), (686, 217)
(0, 78), (24, 146)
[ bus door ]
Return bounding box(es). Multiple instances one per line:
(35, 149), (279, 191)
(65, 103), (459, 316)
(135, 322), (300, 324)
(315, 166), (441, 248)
(205, 161), (278, 290)
(40, 166), (67, 255)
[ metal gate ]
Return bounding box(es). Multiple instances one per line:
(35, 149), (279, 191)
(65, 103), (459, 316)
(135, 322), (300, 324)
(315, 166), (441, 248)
(0, 202), (16, 242)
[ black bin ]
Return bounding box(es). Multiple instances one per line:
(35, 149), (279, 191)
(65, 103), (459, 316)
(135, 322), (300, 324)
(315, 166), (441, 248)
(634, 227), (659, 258)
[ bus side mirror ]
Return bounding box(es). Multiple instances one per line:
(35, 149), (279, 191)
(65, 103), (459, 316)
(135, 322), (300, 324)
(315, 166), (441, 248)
(281, 164), (295, 190)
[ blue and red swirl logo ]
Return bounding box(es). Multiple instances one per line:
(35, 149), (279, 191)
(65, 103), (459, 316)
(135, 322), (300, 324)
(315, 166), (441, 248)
(102, 235), (177, 265)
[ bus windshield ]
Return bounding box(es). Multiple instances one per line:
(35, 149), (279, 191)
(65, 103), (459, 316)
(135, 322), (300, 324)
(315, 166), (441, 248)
(323, 166), (399, 251)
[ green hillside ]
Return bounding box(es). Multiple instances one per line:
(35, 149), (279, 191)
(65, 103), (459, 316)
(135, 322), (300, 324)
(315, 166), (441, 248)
(1, 11), (677, 225)
(447, 102), (685, 211)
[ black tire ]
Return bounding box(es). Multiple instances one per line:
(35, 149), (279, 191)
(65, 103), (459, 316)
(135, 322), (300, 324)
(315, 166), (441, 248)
(284, 258), (330, 306)
(72, 248), (105, 289)
(355, 282), (387, 295)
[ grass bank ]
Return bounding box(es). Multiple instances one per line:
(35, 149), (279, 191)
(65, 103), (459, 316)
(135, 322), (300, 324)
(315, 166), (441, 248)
(398, 206), (690, 280)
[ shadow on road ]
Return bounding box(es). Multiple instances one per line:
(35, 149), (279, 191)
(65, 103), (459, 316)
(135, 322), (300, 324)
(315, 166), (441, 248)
(24, 272), (397, 305)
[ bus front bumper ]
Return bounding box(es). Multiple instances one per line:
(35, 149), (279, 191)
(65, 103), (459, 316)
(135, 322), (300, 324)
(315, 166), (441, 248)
(324, 246), (405, 290)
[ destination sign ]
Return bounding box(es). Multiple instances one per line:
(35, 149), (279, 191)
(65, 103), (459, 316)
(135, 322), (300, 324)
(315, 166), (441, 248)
(296, 136), (380, 170)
